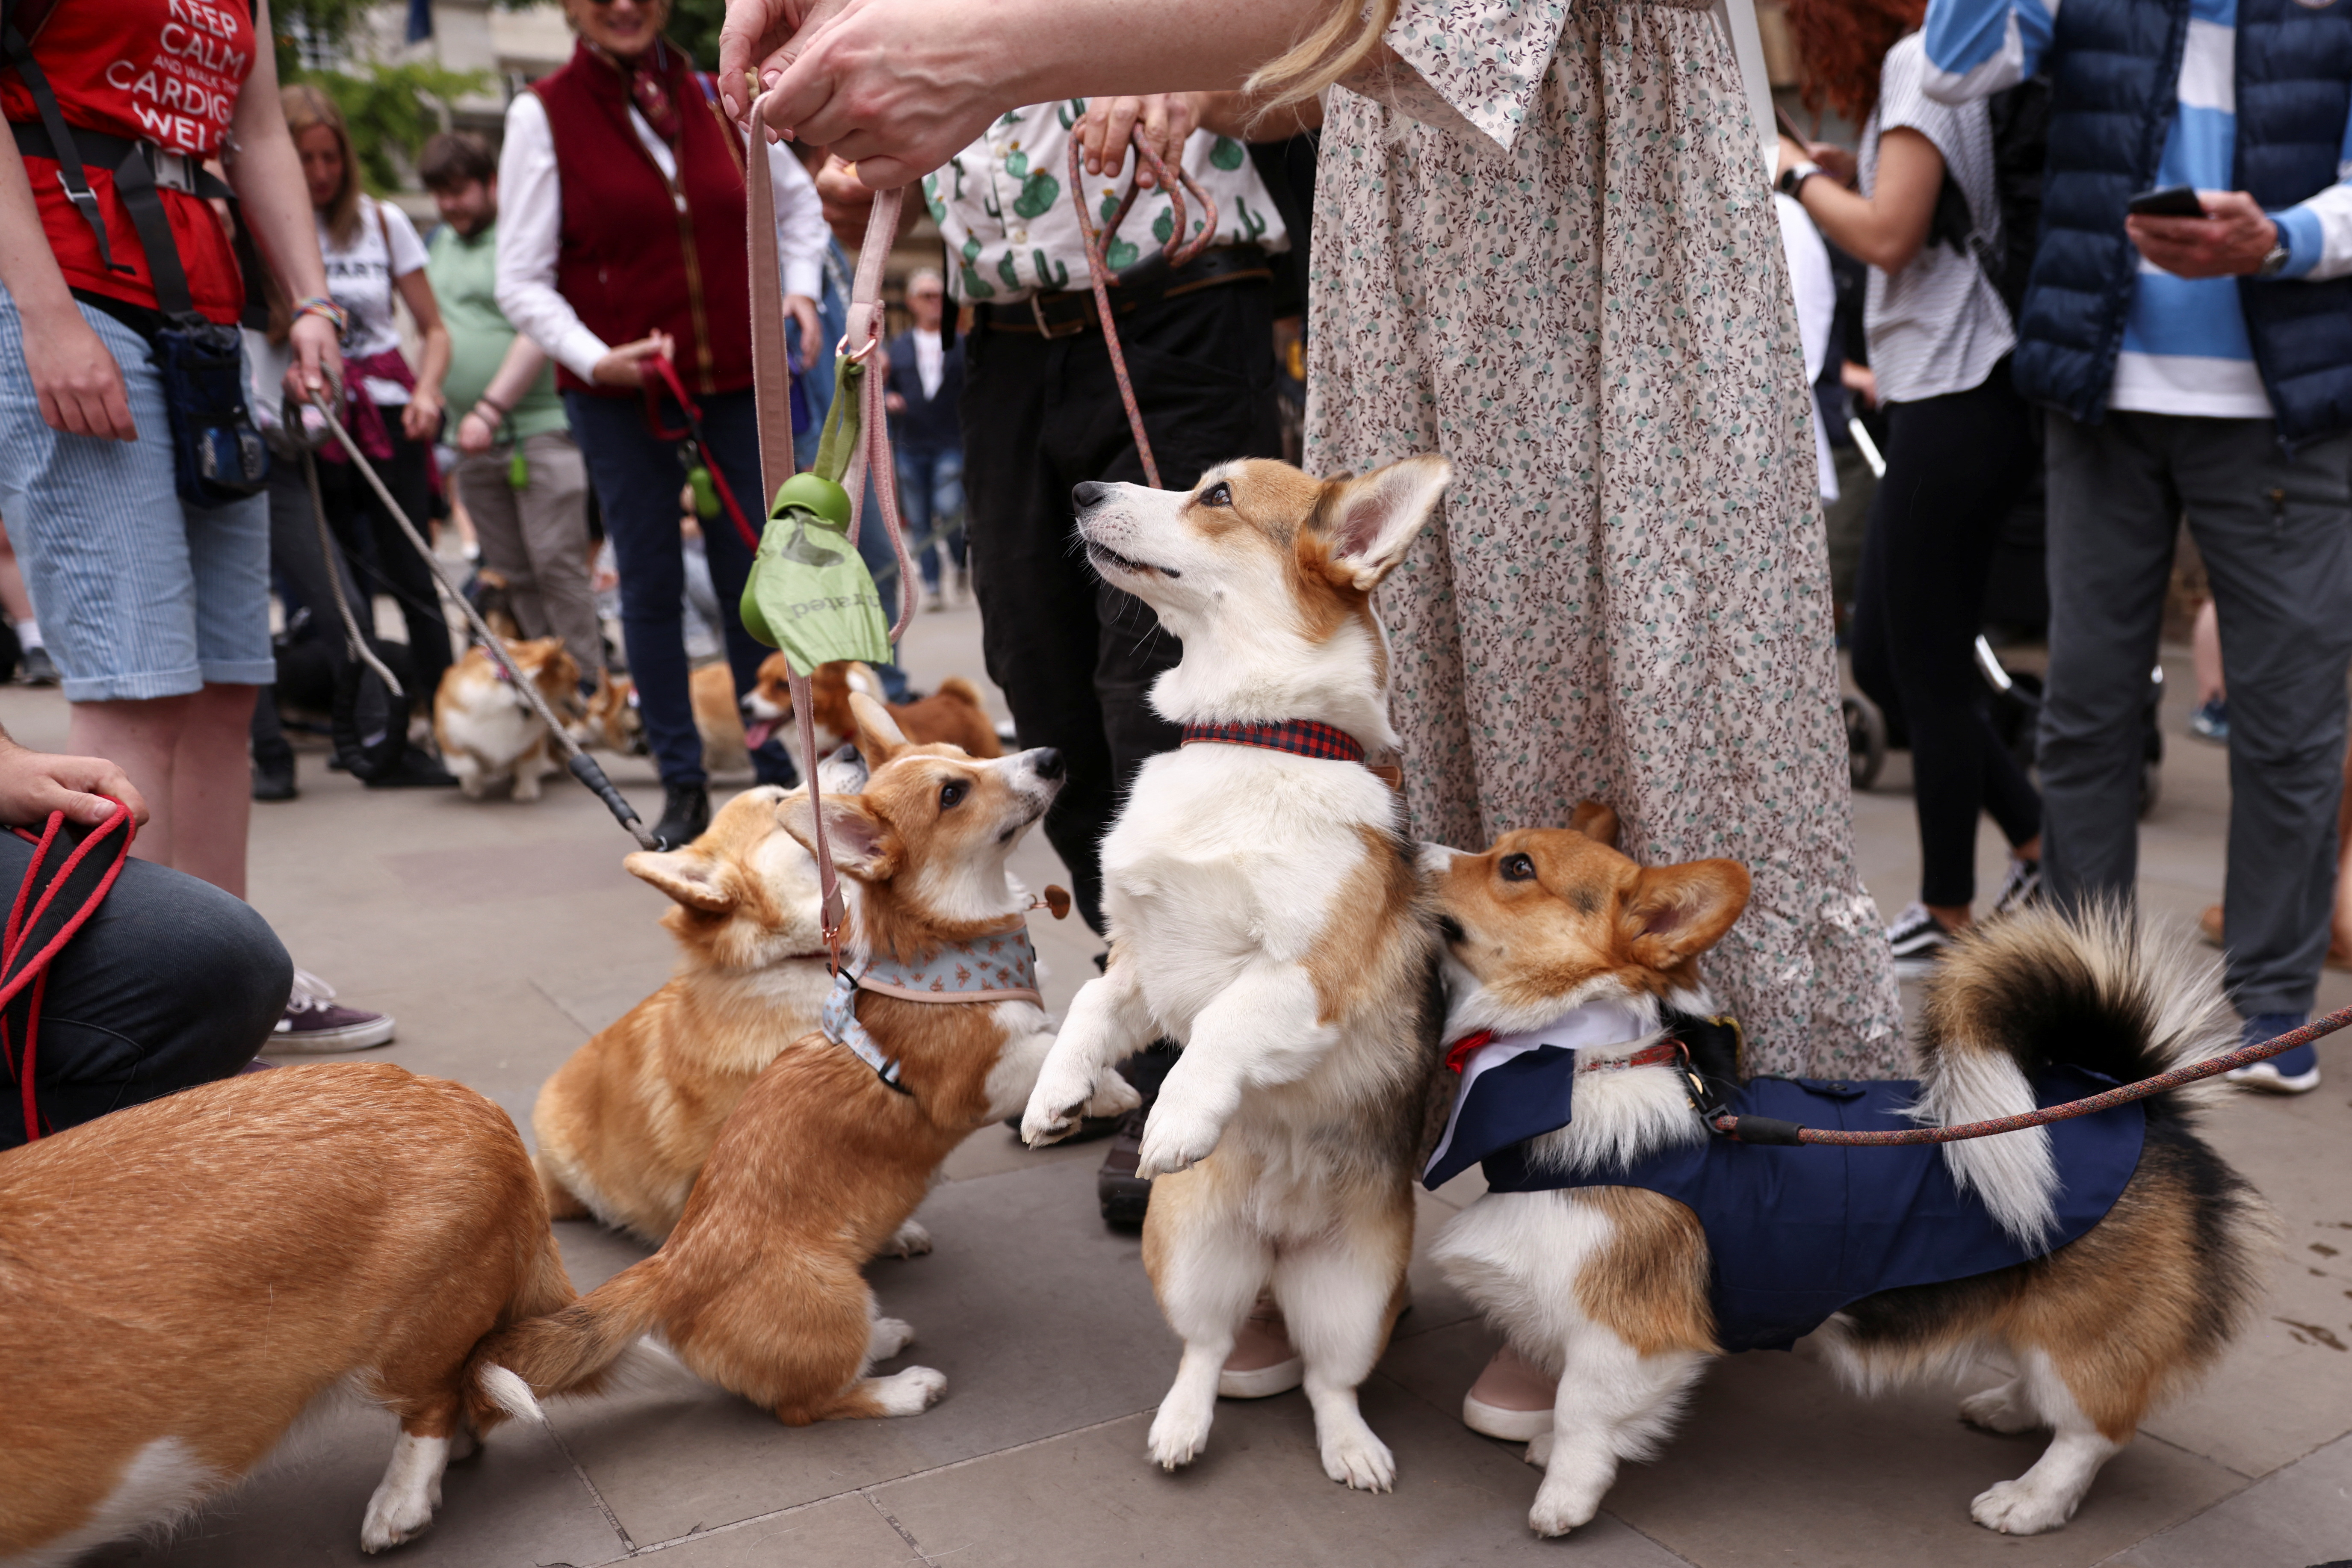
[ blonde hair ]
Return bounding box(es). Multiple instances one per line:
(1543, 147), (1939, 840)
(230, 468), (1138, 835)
(281, 83), (362, 249)
(1244, 0), (1402, 111)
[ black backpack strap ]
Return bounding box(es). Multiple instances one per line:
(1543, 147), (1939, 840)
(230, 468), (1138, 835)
(107, 132), (197, 320)
(0, 0), (123, 274)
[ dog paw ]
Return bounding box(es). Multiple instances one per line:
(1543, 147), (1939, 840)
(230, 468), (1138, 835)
(1135, 1114), (1222, 1180)
(1522, 1431), (1553, 1469)
(883, 1218), (933, 1258)
(1021, 1066), (1097, 1146)
(1148, 1402), (1214, 1471)
(873, 1366), (947, 1416)
(867, 1317), (916, 1361)
(1318, 1424), (1396, 1493)
(1971, 1477), (2079, 1535)
(1959, 1383), (2040, 1435)
(1528, 1482), (1605, 1538)
(1083, 1073), (1143, 1118)
(359, 1481), (438, 1554)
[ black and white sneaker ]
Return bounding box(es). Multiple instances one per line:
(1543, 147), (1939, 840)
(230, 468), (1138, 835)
(1886, 903), (1954, 980)
(1989, 857), (2042, 918)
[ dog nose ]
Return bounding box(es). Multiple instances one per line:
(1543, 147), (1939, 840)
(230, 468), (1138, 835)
(1031, 747), (1065, 780)
(1071, 481), (1108, 511)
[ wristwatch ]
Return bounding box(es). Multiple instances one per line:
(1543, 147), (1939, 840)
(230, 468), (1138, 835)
(2256, 225), (2293, 279)
(1778, 160), (1825, 199)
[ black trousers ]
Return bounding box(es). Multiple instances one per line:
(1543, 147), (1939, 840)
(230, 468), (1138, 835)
(0, 834), (292, 1148)
(960, 280), (1282, 933)
(1849, 364), (2042, 908)
(307, 429), (452, 708)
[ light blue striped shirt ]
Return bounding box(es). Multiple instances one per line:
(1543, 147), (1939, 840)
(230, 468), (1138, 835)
(1921, 0), (2352, 418)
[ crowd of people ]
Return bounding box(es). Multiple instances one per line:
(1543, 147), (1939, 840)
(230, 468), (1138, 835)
(0, 0), (2343, 1152)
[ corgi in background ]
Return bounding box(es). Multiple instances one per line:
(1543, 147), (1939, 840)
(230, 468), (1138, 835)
(433, 637), (580, 801)
(690, 662), (751, 776)
(742, 656), (1000, 769)
(0, 1065), (574, 1562)
(1423, 808), (2278, 1538)
(476, 696), (1135, 1425)
(1022, 456), (1454, 1491)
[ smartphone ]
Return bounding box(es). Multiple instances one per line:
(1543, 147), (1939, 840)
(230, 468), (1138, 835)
(2127, 185), (2207, 219)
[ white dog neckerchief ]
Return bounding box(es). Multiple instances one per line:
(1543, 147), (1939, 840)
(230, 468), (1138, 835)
(1422, 999), (1658, 1184)
(819, 924), (1044, 1095)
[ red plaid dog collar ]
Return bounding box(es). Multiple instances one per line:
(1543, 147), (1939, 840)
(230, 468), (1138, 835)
(1179, 720), (1402, 788)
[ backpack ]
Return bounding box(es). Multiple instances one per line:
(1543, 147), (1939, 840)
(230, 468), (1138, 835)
(1926, 77), (2050, 327)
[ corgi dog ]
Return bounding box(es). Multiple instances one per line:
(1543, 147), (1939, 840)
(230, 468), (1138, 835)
(1423, 809), (2278, 1538)
(584, 670), (645, 756)
(0, 1064), (574, 1563)
(432, 637), (581, 800)
(742, 655), (1001, 768)
(1019, 457), (1453, 1491)
(532, 752), (867, 1243)
(474, 695), (1136, 1425)
(690, 661), (752, 776)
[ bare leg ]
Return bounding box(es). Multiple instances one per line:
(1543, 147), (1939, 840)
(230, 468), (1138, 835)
(68, 694), (193, 872)
(167, 683), (255, 897)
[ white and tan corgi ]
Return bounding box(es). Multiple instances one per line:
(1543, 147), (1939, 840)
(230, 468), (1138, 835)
(1424, 809), (2278, 1538)
(432, 637), (581, 800)
(1020, 457), (1453, 1491)
(0, 1064), (574, 1563)
(475, 696), (1136, 1425)
(532, 752), (866, 1243)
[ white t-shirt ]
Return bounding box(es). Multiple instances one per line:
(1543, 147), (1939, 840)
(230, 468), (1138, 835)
(911, 327), (943, 401)
(321, 195), (430, 401)
(1860, 34), (2015, 405)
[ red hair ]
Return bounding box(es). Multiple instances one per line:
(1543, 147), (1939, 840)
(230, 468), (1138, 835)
(1782, 0), (1928, 126)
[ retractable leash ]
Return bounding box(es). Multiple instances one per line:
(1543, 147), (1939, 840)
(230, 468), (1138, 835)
(302, 390), (660, 850)
(1703, 1007), (2352, 1148)
(0, 803), (136, 1143)
(1066, 128), (1218, 488)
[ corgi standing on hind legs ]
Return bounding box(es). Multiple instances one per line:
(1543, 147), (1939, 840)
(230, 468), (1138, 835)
(1023, 455), (1453, 1491)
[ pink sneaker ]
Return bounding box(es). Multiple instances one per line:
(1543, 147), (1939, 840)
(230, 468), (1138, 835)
(1463, 1343), (1556, 1441)
(1218, 1299), (1304, 1398)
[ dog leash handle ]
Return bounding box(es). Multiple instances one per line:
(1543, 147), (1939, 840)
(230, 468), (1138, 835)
(569, 754), (659, 850)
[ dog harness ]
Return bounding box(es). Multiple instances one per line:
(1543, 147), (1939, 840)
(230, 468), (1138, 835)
(819, 921), (1043, 1094)
(1447, 1046), (2147, 1352)
(1179, 720), (1403, 790)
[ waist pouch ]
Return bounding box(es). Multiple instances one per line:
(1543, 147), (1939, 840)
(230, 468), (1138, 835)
(151, 316), (268, 507)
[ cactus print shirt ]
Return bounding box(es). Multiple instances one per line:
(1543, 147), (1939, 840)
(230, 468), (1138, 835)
(931, 102), (1289, 304)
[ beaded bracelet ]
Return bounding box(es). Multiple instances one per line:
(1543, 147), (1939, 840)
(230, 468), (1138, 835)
(291, 295), (349, 338)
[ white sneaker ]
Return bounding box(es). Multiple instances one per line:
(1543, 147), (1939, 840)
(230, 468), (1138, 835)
(265, 967), (397, 1054)
(1885, 903), (1954, 980)
(1218, 1299), (1304, 1398)
(1989, 857), (2042, 918)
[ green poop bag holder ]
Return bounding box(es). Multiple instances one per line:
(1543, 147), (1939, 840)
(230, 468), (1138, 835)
(741, 119), (920, 964)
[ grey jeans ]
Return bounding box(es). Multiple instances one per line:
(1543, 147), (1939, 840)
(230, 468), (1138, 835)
(2042, 409), (2352, 1017)
(452, 432), (602, 679)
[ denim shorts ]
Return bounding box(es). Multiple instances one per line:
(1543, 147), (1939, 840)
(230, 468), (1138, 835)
(0, 294), (274, 701)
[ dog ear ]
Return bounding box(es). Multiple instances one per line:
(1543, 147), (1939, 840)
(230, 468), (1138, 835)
(847, 691), (909, 768)
(1569, 800), (1620, 847)
(777, 790), (896, 880)
(625, 848), (736, 913)
(1622, 860), (1751, 972)
(1317, 455), (1451, 591)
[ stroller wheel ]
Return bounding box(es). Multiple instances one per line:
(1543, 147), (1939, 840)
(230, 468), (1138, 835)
(1844, 694), (1888, 791)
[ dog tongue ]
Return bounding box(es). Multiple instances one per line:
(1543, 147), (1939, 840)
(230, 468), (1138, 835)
(745, 719), (777, 751)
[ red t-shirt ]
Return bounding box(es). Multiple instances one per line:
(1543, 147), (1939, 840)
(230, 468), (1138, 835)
(1, 0), (255, 323)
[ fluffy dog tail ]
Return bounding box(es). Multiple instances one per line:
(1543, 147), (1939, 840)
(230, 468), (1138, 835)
(464, 1253), (670, 1422)
(933, 676), (986, 710)
(1911, 901), (2237, 1247)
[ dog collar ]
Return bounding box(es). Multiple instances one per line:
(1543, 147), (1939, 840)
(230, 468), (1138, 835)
(1179, 720), (1402, 790)
(818, 923), (1044, 1095)
(1442, 1031), (1684, 1076)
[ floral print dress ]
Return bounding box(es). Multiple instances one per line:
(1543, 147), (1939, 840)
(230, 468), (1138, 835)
(1307, 0), (1903, 1076)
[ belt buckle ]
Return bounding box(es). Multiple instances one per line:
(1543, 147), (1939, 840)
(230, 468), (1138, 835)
(1028, 292), (1087, 340)
(146, 146), (195, 194)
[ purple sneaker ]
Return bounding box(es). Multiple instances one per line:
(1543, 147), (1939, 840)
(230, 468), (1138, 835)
(266, 969), (396, 1054)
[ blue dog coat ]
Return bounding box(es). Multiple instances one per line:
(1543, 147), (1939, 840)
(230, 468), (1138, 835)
(1474, 1069), (2146, 1353)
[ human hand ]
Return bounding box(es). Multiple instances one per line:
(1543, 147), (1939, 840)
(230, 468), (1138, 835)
(884, 390), (906, 414)
(24, 314), (136, 441)
(813, 151), (875, 247)
(2127, 190), (2279, 279)
(1077, 94), (1205, 186)
(786, 293), (822, 373)
(591, 331), (675, 389)
(0, 732), (147, 827)
(457, 407), (497, 455)
(754, 0), (1015, 189)
(1840, 360), (1877, 411)
(1774, 134), (1807, 183)
(718, 0), (847, 124)
(400, 389), (443, 443)
(1806, 141), (1856, 186)
(284, 311), (343, 407)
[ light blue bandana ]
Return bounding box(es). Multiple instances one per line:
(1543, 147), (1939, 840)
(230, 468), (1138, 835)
(819, 923), (1042, 1094)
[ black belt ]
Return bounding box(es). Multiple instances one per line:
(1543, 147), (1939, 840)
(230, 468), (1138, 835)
(11, 120), (224, 199)
(978, 245), (1271, 339)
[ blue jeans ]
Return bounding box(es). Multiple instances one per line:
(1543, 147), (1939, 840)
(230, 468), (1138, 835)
(564, 388), (795, 791)
(895, 443), (966, 591)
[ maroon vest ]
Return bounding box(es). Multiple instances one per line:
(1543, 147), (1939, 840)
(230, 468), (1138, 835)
(531, 39), (753, 397)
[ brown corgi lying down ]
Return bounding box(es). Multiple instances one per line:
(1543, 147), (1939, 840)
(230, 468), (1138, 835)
(433, 637), (581, 800)
(742, 656), (1001, 766)
(1423, 809), (2278, 1538)
(532, 753), (866, 1243)
(1020, 456), (1453, 1491)
(474, 695), (1135, 1425)
(0, 1064), (573, 1562)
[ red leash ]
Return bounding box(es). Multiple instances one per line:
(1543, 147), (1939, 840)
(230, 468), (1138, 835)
(0, 803), (135, 1142)
(641, 355), (764, 553)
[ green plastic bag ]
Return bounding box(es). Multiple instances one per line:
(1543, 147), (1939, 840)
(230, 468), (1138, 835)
(739, 357), (891, 668)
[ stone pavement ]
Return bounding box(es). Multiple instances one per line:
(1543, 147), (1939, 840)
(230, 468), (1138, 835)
(21, 603), (2348, 1568)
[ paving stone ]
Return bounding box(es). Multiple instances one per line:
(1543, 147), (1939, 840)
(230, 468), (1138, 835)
(866, 1390), (1697, 1567)
(2103, 1430), (2352, 1568)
